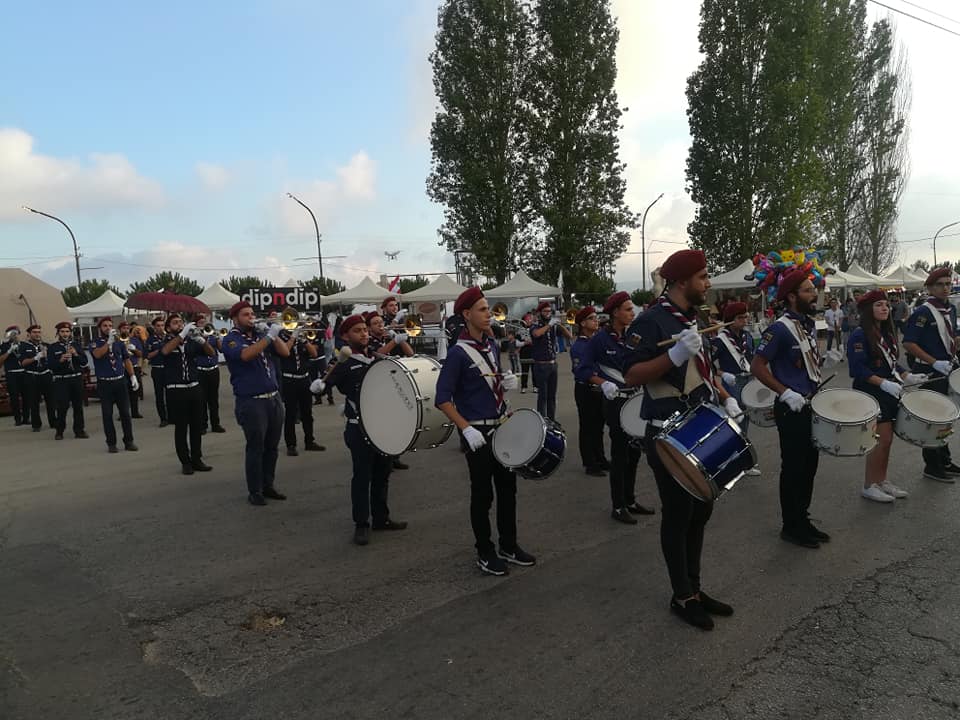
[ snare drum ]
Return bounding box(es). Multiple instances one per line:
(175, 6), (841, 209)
(740, 378), (776, 427)
(618, 393), (647, 445)
(492, 408), (566, 480)
(894, 389), (960, 448)
(655, 404), (756, 502)
(948, 369), (960, 407)
(358, 355), (453, 455)
(810, 389), (879, 456)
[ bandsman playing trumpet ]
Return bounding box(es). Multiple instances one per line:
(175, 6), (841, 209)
(89, 316), (139, 453)
(20, 324), (56, 432)
(145, 316), (169, 427)
(1, 326), (27, 426)
(530, 301), (574, 422)
(278, 322), (325, 456)
(192, 313), (227, 434)
(49, 321), (89, 440)
(117, 322), (144, 419)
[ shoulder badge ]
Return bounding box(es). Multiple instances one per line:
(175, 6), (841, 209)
(228, 341), (237, 348)
(762, 331), (774, 342)
(626, 333), (641, 348)
(916, 315), (927, 327)
(854, 342), (864, 352)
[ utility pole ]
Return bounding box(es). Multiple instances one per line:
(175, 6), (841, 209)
(287, 193), (323, 282)
(933, 220), (960, 267)
(23, 206), (81, 286)
(640, 193), (664, 291)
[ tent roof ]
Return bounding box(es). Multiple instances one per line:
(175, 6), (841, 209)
(67, 289), (128, 320)
(195, 283), (240, 310)
(0, 268), (72, 332)
(708, 259), (757, 290)
(484, 270), (561, 298)
(846, 262), (883, 282)
(876, 265), (925, 289)
(324, 276), (394, 304)
(402, 274), (467, 302)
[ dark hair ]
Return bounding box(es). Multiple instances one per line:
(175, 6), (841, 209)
(859, 299), (897, 359)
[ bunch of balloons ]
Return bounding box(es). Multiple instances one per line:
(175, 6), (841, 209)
(745, 246), (832, 303)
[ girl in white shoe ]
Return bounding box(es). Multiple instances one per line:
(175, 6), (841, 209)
(847, 290), (925, 502)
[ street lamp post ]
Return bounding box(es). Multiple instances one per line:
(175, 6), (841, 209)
(933, 220), (960, 267)
(23, 206), (81, 286)
(287, 193), (323, 283)
(641, 193), (664, 291)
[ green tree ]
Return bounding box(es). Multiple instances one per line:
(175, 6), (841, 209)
(398, 276), (430, 294)
(221, 275), (273, 295)
(303, 276), (347, 296)
(128, 271), (203, 296)
(61, 279), (123, 307)
(427, 0), (535, 284)
(912, 259), (929, 272)
(526, 0), (635, 291)
(630, 288), (655, 308)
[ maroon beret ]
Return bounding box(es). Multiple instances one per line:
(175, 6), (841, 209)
(55, 321), (72, 331)
(776, 269), (810, 302)
(26, 324), (40, 332)
(535, 300), (552, 313)
(857, 290), (887, 308)
(575, 305), (597, 325)
(660, 249), (707, 282)
(603, 291), (631, 315)
(454, 286), (485, 315)
(722, 302), (748, 322)
(339, 314), (365, 336)
(96, 316), (113, 327)
(229, 301), (252, 318)
(118, 321), (130, 329)
(926, 267), (951, 286)
(364, 311), (381, 324)
(4, 325), (18, 333)
(380, 296), (397, 308)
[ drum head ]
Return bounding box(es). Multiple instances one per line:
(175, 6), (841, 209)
(358, 357), (423, 455)
(741, 379), (775, 409)
(810, 389), (878, 423)
(655, 438), (711, 502)
(949, 369), (960, 396)
(619, 394), (647, 437)
(901, 389), (960, 422)
(492, 408), (545, 468)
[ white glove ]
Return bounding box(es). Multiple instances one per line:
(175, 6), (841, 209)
(667, 328), (702, 367)
(393, 332), (409, 344)
(191, 333), (207, 345)
(549, 316), (560, 326)
(129, 375), (139, 392)
(600, 380), (619, 400)
(179, 322), (196, 340)
(904, 373), (928, 385)
(779, 388), (806, 412)
(267, 324), (282, 340)
(309, 379), (325, 395)
(724, 397), (743, 419)
(721, 372), (737, 386)
(108, 329), (117, 341)
(462, 426), (487, 451)
(500, 371), (519, 391)
(933, 360), (952, 376)
(394, 309), (407, 322)
(879, 379), (902, 398)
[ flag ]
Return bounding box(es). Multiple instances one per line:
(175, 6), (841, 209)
(557, 270), (564, 298)
(388, 275), (400, 293)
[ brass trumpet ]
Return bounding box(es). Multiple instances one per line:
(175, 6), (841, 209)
(565, 307), (579, 325)
(491, 303), (509, 322)
(404, 314), (423, 338)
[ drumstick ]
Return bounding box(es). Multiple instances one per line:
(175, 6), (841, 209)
(656, 321), (735, 348)
(815, 374), (836, 392)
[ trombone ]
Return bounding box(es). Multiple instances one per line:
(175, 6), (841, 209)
(280, 307), (321, 341)
(202, 323), (228, 337)
(490, 302), (528, 336)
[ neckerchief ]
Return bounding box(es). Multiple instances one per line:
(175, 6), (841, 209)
(458, 328), (503, 408)
(718, 328), (750, 372)
(658, 294), (714, 385)
(779, 310), (822, 383)
(924, 298), (955, 357)
(875, 329), (902, 382)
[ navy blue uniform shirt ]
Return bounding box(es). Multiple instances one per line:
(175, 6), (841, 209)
(435, 334), (506, 422)
(903, 300), (957, 366)
(586, 326), (635, 388)
(88, 337), (129, 380)
(145, 333), (166, 368)
(712, 328), (754, 375)
(20, 341), (50, 374)
(49, 340), (88, 377)
(162, 335), (204, 385)
(278, 340), (312, 376)
(194, 335), (220, 369)
(1, 341), (23, 373)
(327, 349), (376, 421)
(754, 312), (819, 396)
(570, 335), (597, 385)
(222, 328), (280, 397)
(847, 327), (905, 382)
(530, 320), (558, 362)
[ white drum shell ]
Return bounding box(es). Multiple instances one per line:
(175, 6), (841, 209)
(948, 369), (960, 407)
(895, 389), (960, 448)
(619, 393), (647, 439)
(740, 379), (776, 428)
(810, 389), (879, 457)
(492, 408), (545, 467)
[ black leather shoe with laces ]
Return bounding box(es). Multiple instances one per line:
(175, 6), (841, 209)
(611, 508), (638, 525)
(372, 519), (408, 530)
(353, 526), (370, 546)
(670, 597), (714, 630)
(698, 591), (734, 616)
(625, 502), (656, 515)
(263, 488), (287, 500)
(805, 523), (831, 542)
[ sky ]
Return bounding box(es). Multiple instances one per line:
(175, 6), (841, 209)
(1, 0), (958, 294)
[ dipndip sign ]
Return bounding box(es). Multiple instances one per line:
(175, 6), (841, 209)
(241, 287), (324, 313)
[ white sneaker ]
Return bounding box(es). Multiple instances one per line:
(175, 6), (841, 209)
(880, 481), (908, 499)
(745, 467), (761, 476)
(861, 484), (895, 503)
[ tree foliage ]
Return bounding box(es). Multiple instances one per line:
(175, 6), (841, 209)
(128, 271), (203, 297)
(303, 276), (347, 296)
(398, 276), (430, 294)
(61, 279), (123, 307)
(221, 275), (273, 295)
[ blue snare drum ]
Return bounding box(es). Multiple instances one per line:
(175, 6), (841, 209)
(492, 408), (566, 480)
(655, 403), (756, 501)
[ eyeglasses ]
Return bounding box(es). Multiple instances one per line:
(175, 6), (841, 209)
(933, 281), (952, 288)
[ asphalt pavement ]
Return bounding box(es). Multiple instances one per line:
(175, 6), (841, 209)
(2, 361), (959, 720)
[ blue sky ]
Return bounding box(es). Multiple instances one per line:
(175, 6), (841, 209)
(2, 0), (958, 293)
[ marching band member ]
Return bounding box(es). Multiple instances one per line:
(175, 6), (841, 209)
(902, 267), (960, 483)
(20, 324), (56, 432)
(624, 250), (740, 631)
(587, 291), (655, 524)
(279, 326), (325, 456)
(570, 306), (609, 477)
(89, 316), (139, 453)
(193, 313), (227, 434)
(313, 314), (406, 546)
(117, 322), (144, 419)
(847, 290), (925, 502)
(145, 316), (169, 427)
(222, 301), (289, 506)
(380, 296), (407, 329)
(161, 314), (216, 475)
(530, 300), (573, 422)
(436, 287), (534, 576)
(751, 269), (829, 549)
(518, 312), (534, 393)
(712, 302), (761, 476)
(49, 322), (89, 440)
(1, 326), (26, 426)
(366, 311), (413, 470)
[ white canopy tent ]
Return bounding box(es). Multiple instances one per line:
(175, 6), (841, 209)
(195, 283), (240, 310)
(484, 270), (561, 298)
(826, 265), (874, 288)
(707, 259), (757, 290)
(401, 274), (467, 302)
(846, 262), (883, 283)
(876, 265), (925, 289)
(68, 289), (128, 323)
(324, 276), (394, 304)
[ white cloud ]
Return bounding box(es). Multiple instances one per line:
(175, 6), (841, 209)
(277, 151), (378, 235)
(335, 152), (376, 201)
(0, 128), (164, 219)
(195, 162), (231, 191)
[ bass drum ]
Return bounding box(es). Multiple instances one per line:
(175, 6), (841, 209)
(810, 388), (879, 457)
(358, 355), (453, 456)
(492, 408), (566, 480)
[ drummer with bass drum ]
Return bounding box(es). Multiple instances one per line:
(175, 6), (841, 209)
(624, 250), (742, 631)
(902, 266), (960, 483)
(847, 290), (927, 502)
(435, 287), (534, 577)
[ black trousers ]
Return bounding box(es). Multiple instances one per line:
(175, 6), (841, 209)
(645, 425), (713, 599)
(98, 378), (133, 447)
(197, 368), (221, 429)
(574, 383), (606, 469)
(464, 427), (518, 554)
(53, 376), (85, 433)
(532, 362), (558, 420)
(603, 397), (642, 509)
(5, 371), (26, 424)
(26, 372), (56, 429)
(519, 357), (533, 390)
(151, 368), (167, 423)
(345, 422), (392, 526)
(281, 377), (315, 447)
(128, 368), (141, 416)
(167, 385), (204, 465)
(774, 400), (819, 533)
(235, 394), (284, 496)
(921, 376), (953, 471)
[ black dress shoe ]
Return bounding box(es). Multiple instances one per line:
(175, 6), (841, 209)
(805, 523), (831, 543)
(107, 445), (119, 454)
(32, 427), (40, 432)
(670, 597), (714, 630)
(248, 493), (267, 506)
(75, 430), (89, 439)
(124, 442), (139, 452)
(698, 591), (734, 616)
(625, 502), (656, 515)
(200, 428), (207, 435)
(286, 446), (299, 457)
(132, 413), (144, 419)
(392, 458), (409, 470)
(263, 488), (287, 500)
(211, 425), (226, 433)
(182, 464), (195, 475)
(327, 397), (334, 405)
(304, 441), (325, 451)
(372, 519), (408, 530)
(611, 508), (638, 525)
(353, 526), (370, 546)
(780, 528), (820, 549)
(191, 461), (213, 472)
(585, 467), (606, 477)
(945, 462), (960, 477)
(55, 432), (64, 440)
(598, 459), (611, 471)
(159, 421), (169, 428)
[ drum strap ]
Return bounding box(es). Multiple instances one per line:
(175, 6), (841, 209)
(923, 301), (954, 358)
(456, 340), (505, 411)
(717, 330), (749, 372)
(645, 359), (704, 400)
(877, 332), (903, 383)
(776, 316), (821, 384)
